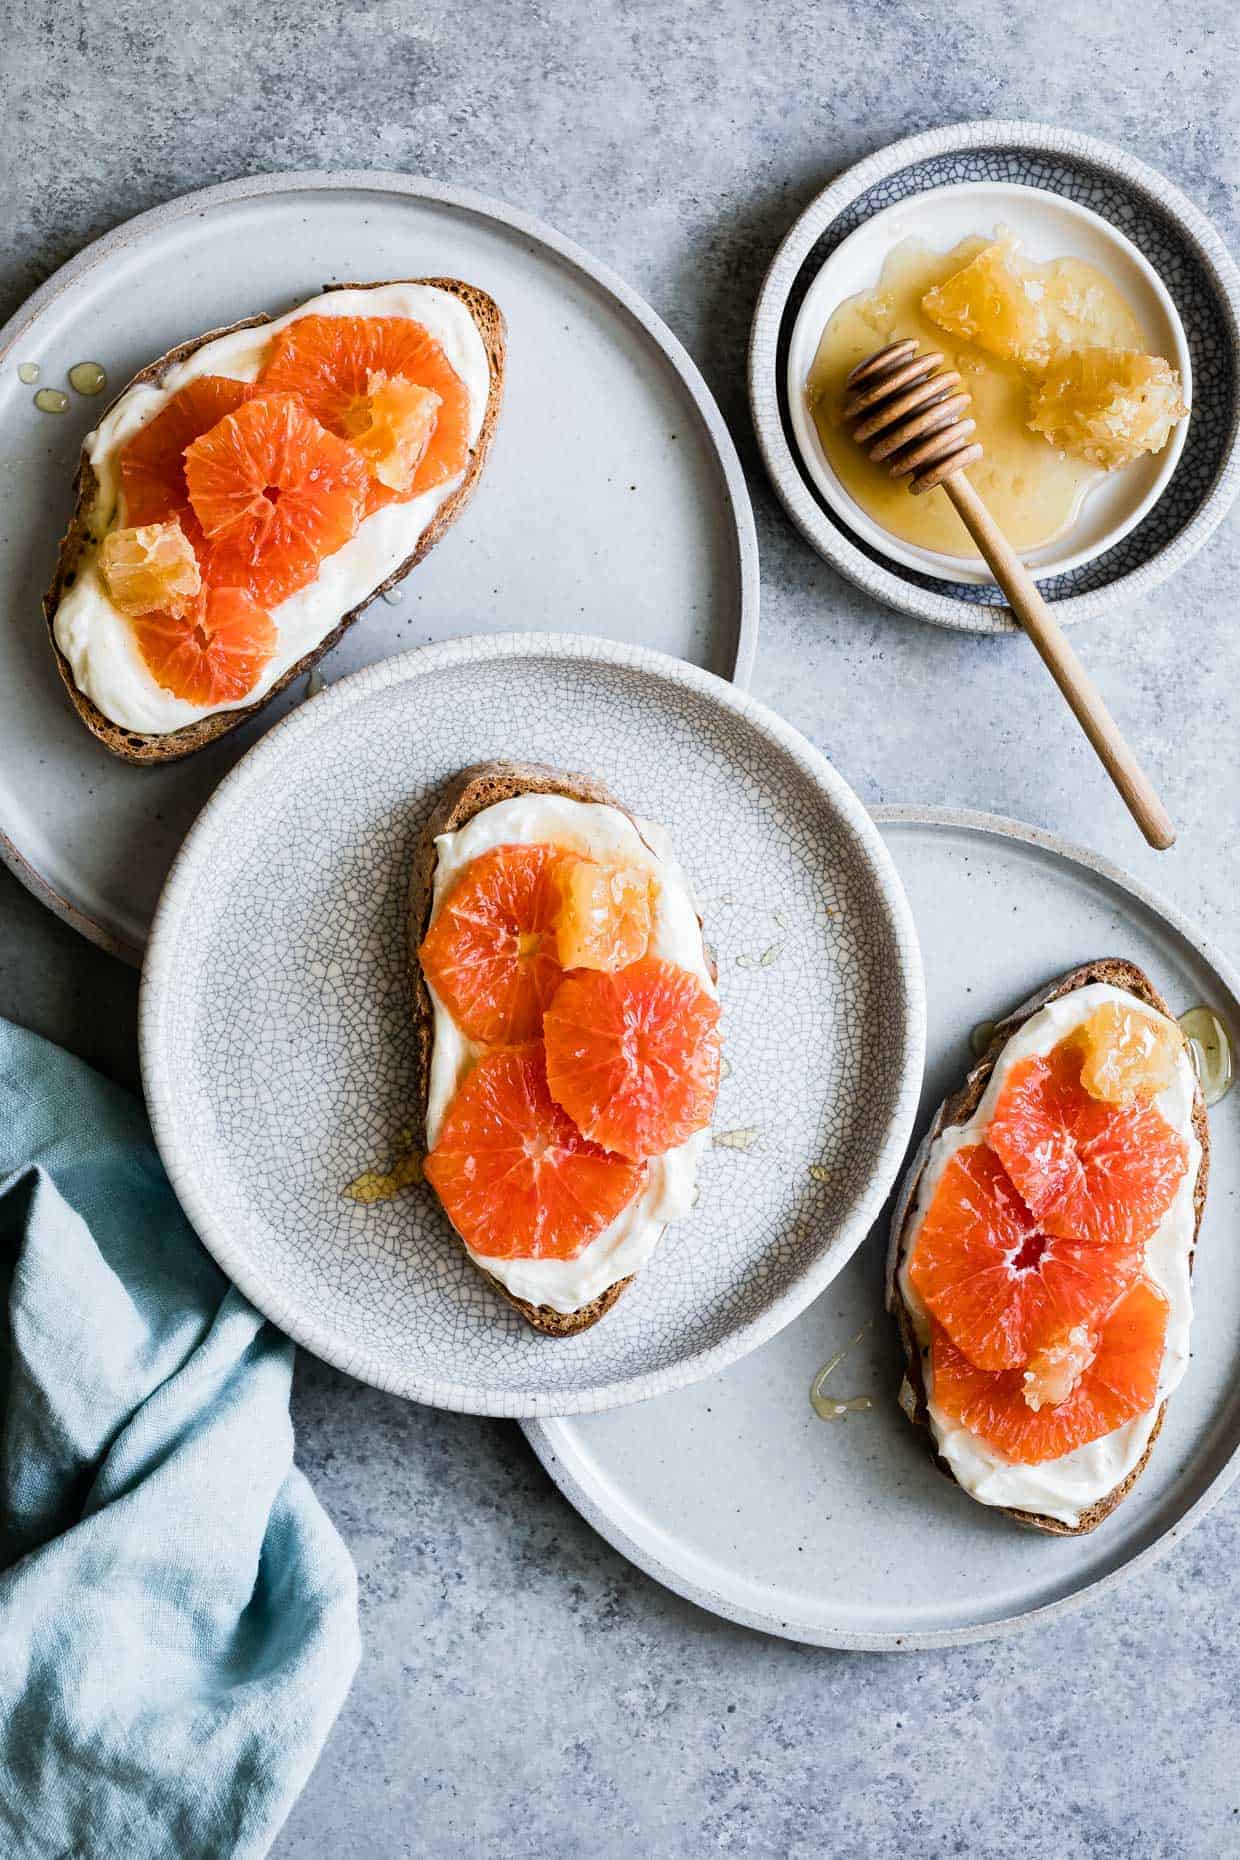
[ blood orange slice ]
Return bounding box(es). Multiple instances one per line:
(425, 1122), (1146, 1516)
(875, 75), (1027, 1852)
(340, 372), (441, 493)
(542, 957), (721, 1162)
(419, 844), (569, 1046)
(184, 395), (368, 606)
(989, 1040), (1188, 1249)
(930, 1276), (1169, 1464)
(261, 314), (470, 510)
(424, 1043), (646, 1260)
(130, 586), (277, 707)
(909, 1144), (1140, 1371)
(119, 376), (254, 531)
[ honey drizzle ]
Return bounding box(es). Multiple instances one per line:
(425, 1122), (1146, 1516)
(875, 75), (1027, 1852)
(970, 1018), (998, 1058)
(68, 360), (107, 396)
(342, 1127), (424, 1203)
(1178, 1007), (1235, 1107)
(810, 1321), (875, 1422)
(713, 1126), (760, 1152)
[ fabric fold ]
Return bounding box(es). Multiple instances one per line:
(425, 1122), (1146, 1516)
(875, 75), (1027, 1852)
(0, 1022), (359, 1860)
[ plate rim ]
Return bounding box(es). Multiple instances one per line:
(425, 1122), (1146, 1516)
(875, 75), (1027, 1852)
(138, 630), (926, 1418)
(748, 117), (1240, 634)
(0, 167), (761, 965)
(783, 179), (1192, 586)
(524, 803), (1240, 1649)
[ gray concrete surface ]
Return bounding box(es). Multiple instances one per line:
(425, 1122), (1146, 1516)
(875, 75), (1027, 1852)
(4, 2), (1239, 1855)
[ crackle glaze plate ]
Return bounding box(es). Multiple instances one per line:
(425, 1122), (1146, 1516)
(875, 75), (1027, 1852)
(139, 635), (924, 1417)
(0, 171), (758, 962)
(525, 809), (1240, 1647)
(750, 120), (1240, 631)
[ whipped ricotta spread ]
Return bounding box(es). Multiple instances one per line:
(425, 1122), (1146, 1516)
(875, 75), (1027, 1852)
(424, 793), (716, 1314)
(53, 284), (491, 734)
(899, 982), (1200, 1527)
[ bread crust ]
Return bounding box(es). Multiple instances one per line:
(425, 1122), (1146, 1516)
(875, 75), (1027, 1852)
(886, 958), (1210, 1536)
(44, 279), (506, 764)
(408, 761), (709, 1337)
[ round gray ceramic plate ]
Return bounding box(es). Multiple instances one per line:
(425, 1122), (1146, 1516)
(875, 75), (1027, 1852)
(750, 119), (1240, 632)
(525, 808), (1240, 1648)
(0, 170), (758, 962)
(140, 635), (924, 1418)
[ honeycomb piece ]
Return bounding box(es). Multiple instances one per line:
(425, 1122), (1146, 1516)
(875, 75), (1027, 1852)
(1027, 350), (1187, 469)
(554, 857), (655, 972)
(921, 238), (1053, 371)
(1073, 1001), (1183, 1104)
(99, 519), (201, 617)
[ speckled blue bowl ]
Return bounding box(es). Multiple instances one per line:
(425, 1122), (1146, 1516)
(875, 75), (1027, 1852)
(751, 120), (1240, 632)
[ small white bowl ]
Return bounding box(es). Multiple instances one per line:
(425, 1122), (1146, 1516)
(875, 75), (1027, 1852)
(786, 181), (1192, 586)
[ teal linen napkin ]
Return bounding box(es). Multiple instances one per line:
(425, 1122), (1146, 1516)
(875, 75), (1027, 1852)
(0, 1021), (360, 1859)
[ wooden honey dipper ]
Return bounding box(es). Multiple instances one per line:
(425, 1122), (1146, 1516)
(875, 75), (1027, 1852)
(843, 339), (1175, 850)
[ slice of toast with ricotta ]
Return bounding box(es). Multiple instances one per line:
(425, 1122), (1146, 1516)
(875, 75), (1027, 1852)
(409, 760), (716, 1337)
(886, 958), (1209, 1536)
(44, 278), (505, 765)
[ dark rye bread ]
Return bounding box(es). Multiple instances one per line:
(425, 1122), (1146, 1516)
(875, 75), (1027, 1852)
(44, 278), (505, 765)
(887, 959), (1210, 1536)
(409, 761), (711, 1338)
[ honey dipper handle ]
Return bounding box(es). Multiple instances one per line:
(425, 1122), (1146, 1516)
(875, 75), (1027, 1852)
(942, 473), (1176, 851)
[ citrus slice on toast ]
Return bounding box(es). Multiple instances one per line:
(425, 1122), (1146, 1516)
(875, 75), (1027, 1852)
(988, 1040), (1188, 1249)
(184, 395), (368, 606)
(930, 1275), (1169, 1464)
(909, 1144), (1141, 1371)
(419, 844), (569, 1046)
(130, 586), (277, 707)
(261, 314), (470, 511)
(340, 372), (442, 493)
(542, 957), (721, 1162)
(119, 375), (254, 532)
(424, 1043), (646, 1260)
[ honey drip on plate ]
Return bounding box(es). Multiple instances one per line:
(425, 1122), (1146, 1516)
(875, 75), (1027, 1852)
(713, 1126), (760, 1152)
(33, 387), (69, 414)
(970, 1018), (998, 1057)
(17, 361), (40, 385)
(810, 1321), (874, 1422)
(736, 943), (783, 971)
(806, 234), (1144, 559)
(342, 1127), (424, 1203)
(68, 360), (107, 396)
(1178, 1007), (1235, 1107)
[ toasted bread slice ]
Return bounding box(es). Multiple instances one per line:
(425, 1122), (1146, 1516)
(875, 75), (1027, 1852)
(886, 958), (1209, 1535)
(44, 278), (505, 765)
(409, 760), (713, 1337)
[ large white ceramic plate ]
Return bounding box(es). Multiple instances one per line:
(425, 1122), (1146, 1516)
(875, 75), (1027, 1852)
(525, 808), (1240, 1646)
(0, 171), (758, 962)
(140, 635), (924, 1418)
